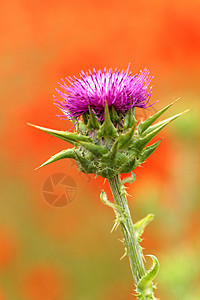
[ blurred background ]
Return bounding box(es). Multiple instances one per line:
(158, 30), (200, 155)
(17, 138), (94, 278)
(0, 0), (200, 299)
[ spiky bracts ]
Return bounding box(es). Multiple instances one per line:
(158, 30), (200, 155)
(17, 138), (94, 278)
(54, 65), (154, 120)
(29, 100), (187, 178)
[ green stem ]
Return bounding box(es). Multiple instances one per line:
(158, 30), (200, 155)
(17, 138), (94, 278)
(107, 174), (146, 284)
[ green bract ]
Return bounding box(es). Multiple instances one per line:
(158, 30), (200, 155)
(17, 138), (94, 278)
(29, 100), (187, 177)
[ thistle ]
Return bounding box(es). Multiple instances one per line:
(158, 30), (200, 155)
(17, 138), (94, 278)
(29, 65), (187, 299)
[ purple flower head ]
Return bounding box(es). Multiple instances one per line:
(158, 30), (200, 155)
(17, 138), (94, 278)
(54, 64), (154, 121)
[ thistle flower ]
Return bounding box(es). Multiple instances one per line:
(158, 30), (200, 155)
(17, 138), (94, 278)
(54, 65), (154, 121)
(29, 66), (186, 178)
(29, 64), (187, 300)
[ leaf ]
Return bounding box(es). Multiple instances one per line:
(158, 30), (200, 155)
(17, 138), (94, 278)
(100, 190), (121, 212)
(79, 141), (109, 157)
(138, 99), (180, 134)
(110, 105), (121, 123)
(35, 148), (76, 170)
(118, 123), (136, 149)
(134, 214), (154, 240)
(123, 107), (137, 130)
(100, 190), (129, 234)
(120, 154), (137, 173)
(136, 255), (159, 295)
(108, 140), (119, 161)
(74, 150), (97, 173)
(97, 166), (117, 178)
(87, 106), (100, 130)
(122, 172), (136, 185)
(132, 110), (188, 155)
(97, 101), (118, 139)
(140, 110), (189, 137)
(76, 121), (88, 134)
(28, 123), (92, 145)
(139, 140), (161, 164)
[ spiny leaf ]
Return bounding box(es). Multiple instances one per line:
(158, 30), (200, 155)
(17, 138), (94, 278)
(136, 255), (159, 294)
(139, 140), (161, 164)
(141, 109), (189, 137)
(100, 190), (121, 213)
(76, 121), (88, 134)
(132, 110), (188, 155)
(101, 140), (119, 164)
(134, 214), (154, 240)
(110, 105), (121, 123)
(79, 141), (109, 157)
(122, 172), (136, 185)
(97, 101), (118, 139)
(28, 123), (92, 145)
(82, 112), (88, 124)
(115, 152), (128, 168)
(109, 140), (119, 161)
(120, 155), (137, 173)
(35, 148), (76, 170)
(100, 190), (130, 234)
(87, 106), (100, 130)
(118, 123), (136, 149)
(123, 107), (137, 130)
(74, 150), (97, 173)
(138, 98), (180, 134)
(97, 166), (117, 178)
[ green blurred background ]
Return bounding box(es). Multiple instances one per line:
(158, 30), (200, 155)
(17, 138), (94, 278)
(0, 0), (200, 299)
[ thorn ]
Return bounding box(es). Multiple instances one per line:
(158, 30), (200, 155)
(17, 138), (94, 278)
(181, 108), (190, 114)
(120, 248), (127, 260)
(111, 220), (119, 233)
(34, 165), (42, 171)
(170, 97), (181, 105)
(27, 122), (37, 128)
(125, 191), (131, 197)
(118, 238), (125, 243)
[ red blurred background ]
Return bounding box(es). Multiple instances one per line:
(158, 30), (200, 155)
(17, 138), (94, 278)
(0, 0), (200, 299)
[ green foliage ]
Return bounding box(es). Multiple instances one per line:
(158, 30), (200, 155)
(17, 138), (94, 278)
(29, 101), (186, 178)
(138, 99), (179, 134)
(122, 172), (136, 184)
(134, 214), (154, 242)
(136, 255), (159, 300)
(97, 101), (119, 139)
(139, 141), (161, 164)
(35, 148), (76, 169)
(100, 190), (129, 234)
(118, 123), (136, 149)
(140, 110), (189, 137)
(87, 106), (100, 130)
(27, 123), (92, 145)
(123, 107), (137, 130)
(78, 141), (109, 157)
